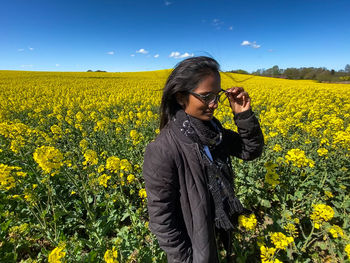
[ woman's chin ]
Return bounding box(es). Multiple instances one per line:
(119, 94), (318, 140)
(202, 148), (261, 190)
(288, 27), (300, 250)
(201, 113), (214, 120)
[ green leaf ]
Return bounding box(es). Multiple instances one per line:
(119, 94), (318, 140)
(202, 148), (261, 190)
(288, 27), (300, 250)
(88, 195), (93, 204)
(261, 199), (271, 208)
(121, 212), (130, 221)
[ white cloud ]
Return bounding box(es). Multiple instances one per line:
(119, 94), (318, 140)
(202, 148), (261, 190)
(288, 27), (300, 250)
(228, 26), (233, 30)
(169, 51), (181, 58)
(56, 64), (60, 67)
(18, 48), (24, 52)
(179, 52), (194, 58)
(28, 47), (34, 51)
(268, 49), (274, 52)
(20, 64), (33, 68)
(165, 1), (172, 6)
(107, 51), (115, 55)
(241, 40), (251, 46)
(131, 54), (135, 57)
(169, 51), (194, 59)
(241, 40), (261, 49)
(154, 54), (159, 58)
(136, 48), (148, 54)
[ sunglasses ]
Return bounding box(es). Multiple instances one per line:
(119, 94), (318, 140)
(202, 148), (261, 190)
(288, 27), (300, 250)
(188, 88), (229, 105)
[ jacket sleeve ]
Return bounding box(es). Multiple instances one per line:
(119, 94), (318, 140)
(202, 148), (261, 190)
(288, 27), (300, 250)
(221, 109), (264, 160)
(143, 141), (192, 263)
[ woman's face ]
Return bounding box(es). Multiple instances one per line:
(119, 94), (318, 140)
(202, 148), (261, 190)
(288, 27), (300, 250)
(183, 74), (221, 121)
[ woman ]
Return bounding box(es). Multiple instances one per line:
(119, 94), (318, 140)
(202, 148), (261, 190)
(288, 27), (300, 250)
(143, 56), (264, 263)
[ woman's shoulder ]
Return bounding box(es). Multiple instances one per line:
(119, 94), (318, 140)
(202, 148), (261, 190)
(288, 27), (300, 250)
(143, 125), (178, 173)
(145, 124), (176, 157)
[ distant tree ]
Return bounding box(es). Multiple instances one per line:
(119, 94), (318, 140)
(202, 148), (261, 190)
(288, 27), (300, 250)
(271, 65), (282, 77)
(229, 69), (249, 74)
(345, 64), (350, 73)
(284, 68), (300, 79)
(252, 69), (265, 76)
(316, 71), (332, 82)
(242, 65), (347, 82)
(87, 70), (93, 72)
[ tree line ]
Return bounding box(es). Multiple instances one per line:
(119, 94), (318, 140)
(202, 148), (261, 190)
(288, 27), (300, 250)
(228, 64), (350, 82)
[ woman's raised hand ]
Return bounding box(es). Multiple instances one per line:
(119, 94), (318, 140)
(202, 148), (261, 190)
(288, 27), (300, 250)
(225, 87), (251, 114)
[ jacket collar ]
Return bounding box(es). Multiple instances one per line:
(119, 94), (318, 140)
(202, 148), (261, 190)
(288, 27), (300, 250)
(167, 115), (223, 145)
(168, 120), (194, 144)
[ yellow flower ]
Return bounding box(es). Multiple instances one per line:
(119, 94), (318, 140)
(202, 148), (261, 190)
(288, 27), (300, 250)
(285, 148), (314, 168)
(127, 174), (135, 183)
(120, 159), (132, 172)
(238, 214), (257, 231)
(139, 188), (147, 199)
(260, 245), (280, 263)
(317, 147), (328, 157)
(50, 124), (62, 135)
(106, 156), (120, 173)
(345, 244), (350, 259)
(82, 149), (98, 166)
(98, 164), (105, 173)
(48, 244), (66, 263)
(33, 146), (63, 174)
(310, 204), (334, 228)
(324, 191), (333, 198)
(24, 191), (34, 202)
(98, 174), (111, 188)
(16, 171), (27, 177)
(284, 223), (298, 238)
(329, 225), (344, 238)
(270, 232), (294, 250)
(273, 144), (282, 152)
(104, 246), (119, 263)
(0, 164), (21, 190)
(79, 139), (89, 150)
(129, 129), (142, 145)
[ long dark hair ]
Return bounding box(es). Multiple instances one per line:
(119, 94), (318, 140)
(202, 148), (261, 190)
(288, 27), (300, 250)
(159, 56), (220, 129)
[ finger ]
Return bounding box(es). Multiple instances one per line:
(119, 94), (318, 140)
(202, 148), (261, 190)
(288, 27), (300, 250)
(244, 97), (251, 108)
(232, 87), (243, 95)
(228, 86), (243, 94)
(236, 91), (248, 99)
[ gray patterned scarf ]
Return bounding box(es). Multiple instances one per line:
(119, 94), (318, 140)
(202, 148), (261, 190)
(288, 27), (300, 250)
(173, 109), (244, 230)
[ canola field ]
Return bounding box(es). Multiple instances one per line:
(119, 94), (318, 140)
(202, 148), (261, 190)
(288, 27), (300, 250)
(0, 70), (349, 263)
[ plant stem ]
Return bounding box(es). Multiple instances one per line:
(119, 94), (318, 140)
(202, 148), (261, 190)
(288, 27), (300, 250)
(302, 224), (315, 251)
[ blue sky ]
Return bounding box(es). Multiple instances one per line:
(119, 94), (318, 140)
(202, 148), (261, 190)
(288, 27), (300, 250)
(1, 0), (349, 72)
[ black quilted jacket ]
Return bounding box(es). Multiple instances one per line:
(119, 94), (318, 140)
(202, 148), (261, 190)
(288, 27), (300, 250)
(143, 109), (264, 263)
